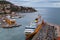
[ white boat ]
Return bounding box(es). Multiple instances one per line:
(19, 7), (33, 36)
(25, 22), (37, 34)
(11, 16), (21, 19)
(24, 15), (42, 34)
(24, 29), (35, 34)
(25, 22), (37, 28)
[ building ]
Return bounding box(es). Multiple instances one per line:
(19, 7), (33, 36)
(0, 1), (12, 13)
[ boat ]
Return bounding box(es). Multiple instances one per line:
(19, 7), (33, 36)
(25, 22), (37, 29)
(25, 15), (60, 40)
(0, 15), (21, 28)
(2, 24), (21, 28)
(11, 16), (22, 19)
(25, 29), (35, 34)
(10, 12), (23, 19)
(25, 22), (37, 35)
(24, 15), (44, 40)
(25, 21), (44, 40)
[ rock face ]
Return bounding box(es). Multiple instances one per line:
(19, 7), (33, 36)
(0, 1), (37, 13)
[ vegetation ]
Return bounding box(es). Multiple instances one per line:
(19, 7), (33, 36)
(0, 1), (37, 13)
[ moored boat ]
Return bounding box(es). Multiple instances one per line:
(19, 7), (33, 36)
(24, 15), (44, 40)
(24, 22), (38, 36)
(2, 24), (21, 28)
(0, 15), (21, 28)
(10, 12), (23, 19)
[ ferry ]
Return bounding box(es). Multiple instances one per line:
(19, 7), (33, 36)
(25, 15), (60, 40)
(25, 22), (37, 34)
(24, 15), (44, 40)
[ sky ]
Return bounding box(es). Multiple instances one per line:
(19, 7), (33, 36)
(6, 0), (60, 7)
(6, 0), (60, 2)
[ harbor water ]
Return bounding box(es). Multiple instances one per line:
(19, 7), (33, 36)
(0, 7), (60, 40)
(36, 7), (60, 25)
(0, 0), (60, 40)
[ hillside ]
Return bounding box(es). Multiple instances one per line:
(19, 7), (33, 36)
(0, 1), (37, 13)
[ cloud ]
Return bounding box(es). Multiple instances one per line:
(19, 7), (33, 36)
(7, 0), (60, 2)
(6, 0), (49, 2)
(6, 0), (60, 7)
